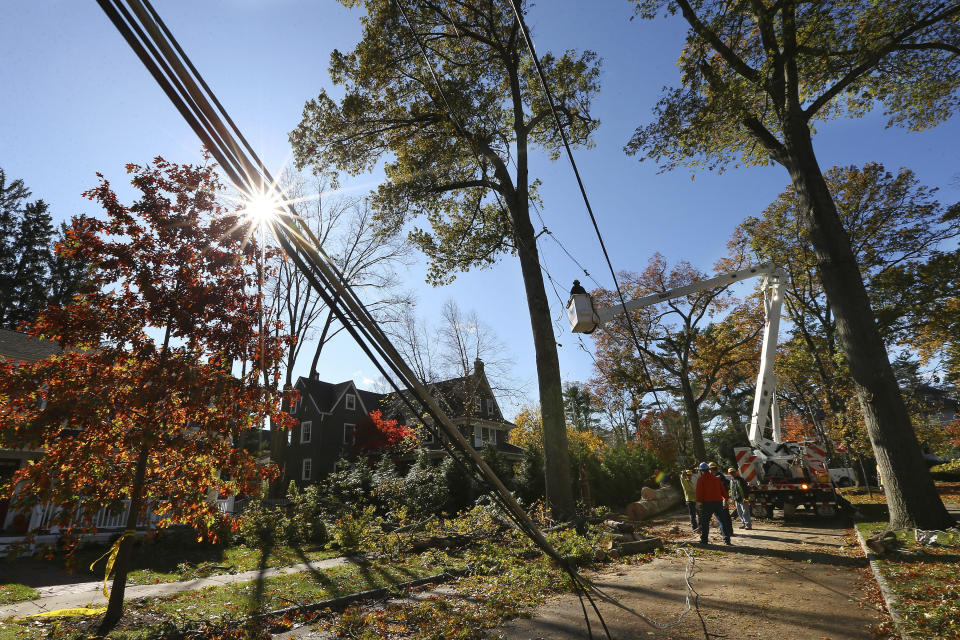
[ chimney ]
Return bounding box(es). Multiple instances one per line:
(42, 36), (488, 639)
(474, 358), (484, 379)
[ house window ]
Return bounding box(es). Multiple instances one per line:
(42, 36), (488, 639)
(302, 458), (312, 481)
(345, 393), (356, 410)
(486, 399), (495, 415)
(490, 428), (498, 444)
(287, 430), (292, 445)
(300, 421), (312, 444)
(343, 423), (356, 445)
(473, 425), (482, 447)
(289, 397), (298, 415)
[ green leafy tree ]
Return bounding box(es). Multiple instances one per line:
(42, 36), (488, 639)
(404, 451), (450, 519)
(629, 0), (958, 529)
(8, 200), (53, 328)
(731, 163), (959, 470)
(562, 382), (599, 433)
(48, 221), (92, 309)
(0, 169), (30, 316)
(290, 0), (602, 520)
(0, 169), (55, 329)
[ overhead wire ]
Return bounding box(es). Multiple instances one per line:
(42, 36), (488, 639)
(387, 1), (613, 636)
(94, 2), (629, 639)
(503, 1), (709, 635)
(503, 0), (672, 426)
(97, 0), (582, 605)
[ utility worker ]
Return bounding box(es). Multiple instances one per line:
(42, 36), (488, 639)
(728, 467), (752, 530)
(709, 461), (735, 537)
(679, 469), (699, 531)
(695, 461), (731, 546)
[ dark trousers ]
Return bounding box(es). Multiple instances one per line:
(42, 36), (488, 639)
(685, 501), (699, 530)
(699, 501), (731, 543)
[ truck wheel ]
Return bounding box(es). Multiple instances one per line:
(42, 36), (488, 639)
(764, 505), (774, 519)
(837, 478), (853, 488)
(782, 503), (796, 518)
(816, 504), (836, 517)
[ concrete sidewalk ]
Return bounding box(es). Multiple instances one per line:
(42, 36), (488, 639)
(0, 556), (352, 619)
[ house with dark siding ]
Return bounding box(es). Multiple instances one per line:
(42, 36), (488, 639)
(0, 329), (61, 530)
(285, 358), (523, 484)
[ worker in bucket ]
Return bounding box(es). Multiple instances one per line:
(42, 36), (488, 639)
(728, 467), (752, 530)
(680, 469), (699, 532)
(695, 461), (732, 546)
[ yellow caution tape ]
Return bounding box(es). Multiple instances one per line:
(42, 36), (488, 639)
(89, 529), (136, 599)
(23, 606), (107, 619)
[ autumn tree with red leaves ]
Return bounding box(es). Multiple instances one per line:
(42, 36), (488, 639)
(0, 157), (294, 633)
(355, 410), (418, 453)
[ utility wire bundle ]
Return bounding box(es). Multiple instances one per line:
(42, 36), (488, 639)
(94, 0), (617, 637)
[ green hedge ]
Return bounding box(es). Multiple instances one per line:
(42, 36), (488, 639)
(930, 459), (960, 482)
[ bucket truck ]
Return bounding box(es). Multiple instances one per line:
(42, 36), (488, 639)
(567, 264), (841, 518)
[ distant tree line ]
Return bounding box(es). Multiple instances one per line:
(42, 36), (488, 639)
(0, 167), (89, 330)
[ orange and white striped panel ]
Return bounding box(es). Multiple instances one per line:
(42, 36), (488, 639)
(802, 444), (828, 474)
(734, 447), (759, 483)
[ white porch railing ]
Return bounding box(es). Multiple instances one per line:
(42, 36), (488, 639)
(5, 497), (243, 534)
(23, 500), (158, 533)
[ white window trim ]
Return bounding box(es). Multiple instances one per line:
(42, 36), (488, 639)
(490, 428), (498, 444)
(300, 421), (312, 444)
(343, 423), (356, 445)
(345, 393), (356, 410)
(486, 399), (495, 415)
(473, 425), (483, 448)
(302, 458), (312, 481)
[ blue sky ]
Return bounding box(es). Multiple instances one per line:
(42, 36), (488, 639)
(3, 1), (959, 418)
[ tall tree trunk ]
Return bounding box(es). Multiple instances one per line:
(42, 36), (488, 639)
(679, 373), (706, 460)
(98, 443), (150, 634)
(510, 197), (574, 520)
(784, 126), (953, 529)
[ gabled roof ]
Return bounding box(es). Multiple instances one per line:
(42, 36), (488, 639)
(0, 328), (61, 363)
(295, 359), (515, 429)
(296, 378), (375, 414)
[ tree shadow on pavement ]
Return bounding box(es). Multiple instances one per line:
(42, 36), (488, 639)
(705, 542), (868, 568)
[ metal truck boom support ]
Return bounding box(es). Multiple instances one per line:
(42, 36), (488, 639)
(566, 263), (786, 451)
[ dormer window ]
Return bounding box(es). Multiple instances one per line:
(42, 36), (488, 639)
(486, 399), (495, 415)
(345, 393), (356, 410)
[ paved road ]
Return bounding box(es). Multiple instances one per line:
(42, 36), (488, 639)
(494, 512), (887, 640)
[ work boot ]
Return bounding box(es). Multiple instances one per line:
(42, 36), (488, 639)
(724, 539), (732, 545)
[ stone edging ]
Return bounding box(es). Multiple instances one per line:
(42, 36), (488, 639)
(853, 525), (913, 640)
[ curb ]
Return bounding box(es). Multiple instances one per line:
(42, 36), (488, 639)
(853, 525), (913, 640)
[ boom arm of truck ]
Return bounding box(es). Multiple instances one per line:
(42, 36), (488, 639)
(566, 264), (787, 453)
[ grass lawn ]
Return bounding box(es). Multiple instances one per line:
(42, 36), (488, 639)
(848, 482), (960, 640)
(0, 585), (39, 606)
(856, 521), (960, 640)
(0, 508), (638, 639)
(0, 549), (465, 639)
(1, 529), (337, 590)
(841, 481), (960, 506)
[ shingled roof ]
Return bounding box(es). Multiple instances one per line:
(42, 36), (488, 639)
(0, 328), (61, 363)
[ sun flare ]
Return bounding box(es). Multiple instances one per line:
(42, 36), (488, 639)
(241, 190), (285, 230)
